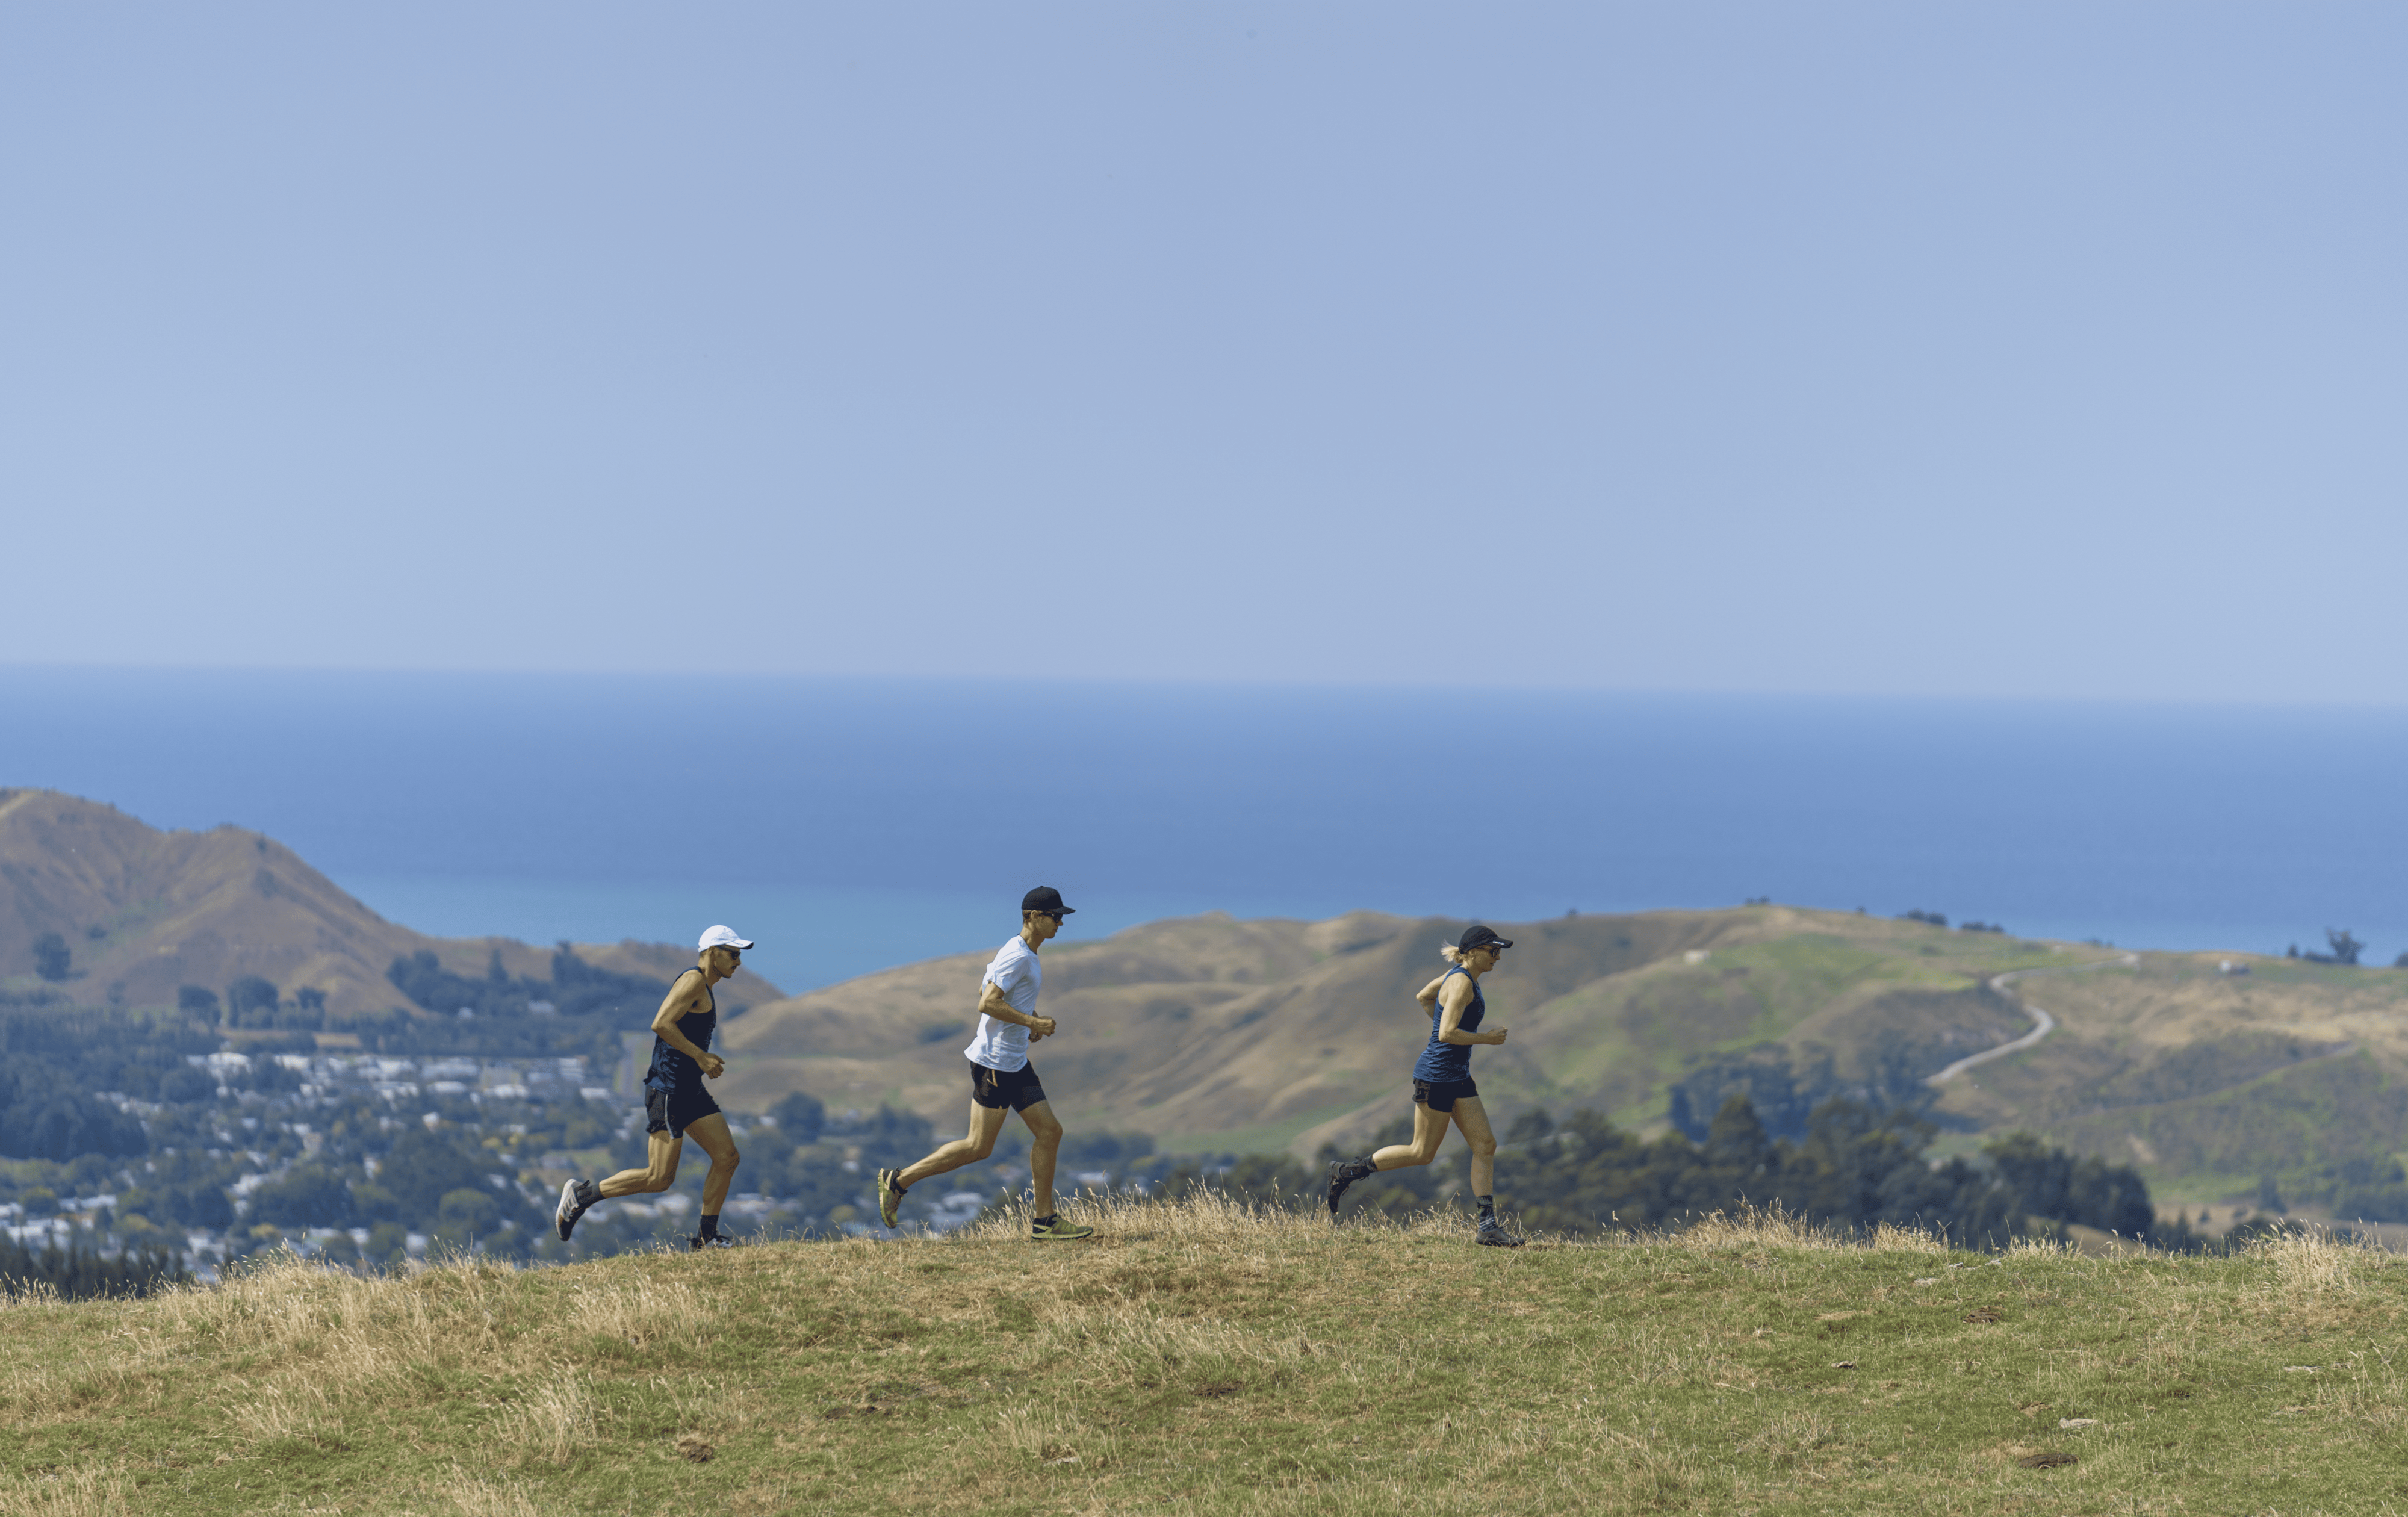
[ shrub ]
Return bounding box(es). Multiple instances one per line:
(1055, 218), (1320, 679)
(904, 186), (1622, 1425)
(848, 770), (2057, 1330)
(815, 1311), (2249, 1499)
(225, 975), (279, 1026)
(248, 1165), (356, 1229)
(770, 1089), (826, 1143)
(31, 932), (70, 981)
(158, 1066), (217, 1104)
(438, 1187), (501, 1235)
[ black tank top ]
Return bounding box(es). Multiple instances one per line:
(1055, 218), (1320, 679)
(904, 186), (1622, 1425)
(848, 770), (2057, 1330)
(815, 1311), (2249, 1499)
(642, 970), (716, 1092)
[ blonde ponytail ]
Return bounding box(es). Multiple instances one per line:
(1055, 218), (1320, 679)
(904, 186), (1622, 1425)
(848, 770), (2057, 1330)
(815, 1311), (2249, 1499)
(1439, 944), (1466, 966)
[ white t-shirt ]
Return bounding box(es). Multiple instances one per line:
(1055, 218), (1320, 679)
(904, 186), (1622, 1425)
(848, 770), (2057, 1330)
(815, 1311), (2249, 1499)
(963, 935), (1042, 1072)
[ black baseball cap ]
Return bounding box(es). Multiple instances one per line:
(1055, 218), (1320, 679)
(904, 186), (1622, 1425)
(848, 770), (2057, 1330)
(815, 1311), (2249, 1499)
(1459, 925), (1513, 952)
(1023, 886), (1076, 916)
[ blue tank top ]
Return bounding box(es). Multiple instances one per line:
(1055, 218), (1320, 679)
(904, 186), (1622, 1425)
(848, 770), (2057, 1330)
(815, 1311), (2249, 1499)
(643, 970), (716, 1093)
(1412, 966), (1484, 1083)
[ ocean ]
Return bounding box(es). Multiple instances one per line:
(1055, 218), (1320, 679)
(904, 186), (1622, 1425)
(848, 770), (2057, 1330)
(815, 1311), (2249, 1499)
(6, 667), (2406, 996)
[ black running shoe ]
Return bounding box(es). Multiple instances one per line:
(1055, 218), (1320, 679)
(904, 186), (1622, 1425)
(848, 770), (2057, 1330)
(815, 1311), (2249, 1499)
(554, 1177), (600, 1241)
(1326, 1158), (1374, 1220)
(686, 1233), (736, 1251)
(1476, 1219), (1525, 1249)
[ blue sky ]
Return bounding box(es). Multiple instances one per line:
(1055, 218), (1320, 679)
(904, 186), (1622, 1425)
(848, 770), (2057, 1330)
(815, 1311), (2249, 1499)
(4, 5), (2403, 702)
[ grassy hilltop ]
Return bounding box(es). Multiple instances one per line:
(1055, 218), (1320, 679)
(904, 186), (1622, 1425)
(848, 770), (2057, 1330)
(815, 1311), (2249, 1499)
(6, 1197), (2406, 1515)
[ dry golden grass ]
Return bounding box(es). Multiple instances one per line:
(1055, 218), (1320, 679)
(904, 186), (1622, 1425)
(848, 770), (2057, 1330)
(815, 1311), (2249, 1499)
(0, 1465), (130, 1517)
(435, 1466), (542, 1517)
(2250, 1220), (2377, 1294)
(5, 1198), (2408, 1513)
(495, 1368), (600, 1465)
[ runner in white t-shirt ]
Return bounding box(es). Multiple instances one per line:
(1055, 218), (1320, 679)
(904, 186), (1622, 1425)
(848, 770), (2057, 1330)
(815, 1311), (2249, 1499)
(877, 887), (1096, 1241)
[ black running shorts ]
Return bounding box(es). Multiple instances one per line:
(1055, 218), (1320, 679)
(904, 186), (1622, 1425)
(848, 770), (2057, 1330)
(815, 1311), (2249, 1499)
(645, 1083), (722, 1140)
(970, 1061), (1049, 1112)
(1412, 1077), (1479, 1112)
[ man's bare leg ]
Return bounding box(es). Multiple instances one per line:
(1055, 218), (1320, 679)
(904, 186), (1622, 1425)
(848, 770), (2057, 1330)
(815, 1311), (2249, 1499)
(681, 1114), (742, 1214)
(557, 1128), (681, 1242)
(1020, 1100), (1063, 1221)
(600, 1131), (683, 1198)
(878, 1105), (1006, 1229)
(895, 1103), (1009, 1192)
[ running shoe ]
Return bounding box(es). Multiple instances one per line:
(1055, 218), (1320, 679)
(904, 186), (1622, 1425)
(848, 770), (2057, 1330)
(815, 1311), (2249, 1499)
(876, 1167), (904, 1229)
(1476, 1219), (1525, 1249)
(554, 1177), (599, 1241)
(1029, 1214), (1096, 1241)
(686, 1233), (736, 1251)
(1326, 1158), (1374, 1220)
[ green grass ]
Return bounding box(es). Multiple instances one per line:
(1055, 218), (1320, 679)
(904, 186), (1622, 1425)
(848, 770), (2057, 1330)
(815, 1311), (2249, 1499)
(5, 1196), (2406, 1515)
(1494, 931), (2067, 1133)
(2053, 1050), (2408, 1190)
(1154, 1101), (1374, 1157)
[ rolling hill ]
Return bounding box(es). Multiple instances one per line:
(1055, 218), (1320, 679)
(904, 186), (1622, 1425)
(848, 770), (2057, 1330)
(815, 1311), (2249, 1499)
(716, 907), (2408, 1210)
(0, 787), (785, 1016)
(11, 784), (2406, 1211)
(714, 906), (2051, 1152)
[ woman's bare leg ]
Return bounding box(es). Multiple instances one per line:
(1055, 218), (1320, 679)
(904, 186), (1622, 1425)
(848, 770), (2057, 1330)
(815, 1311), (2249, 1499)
(1451, 1097), (1498, 1198)
(1371, 1103), (1453, 1171)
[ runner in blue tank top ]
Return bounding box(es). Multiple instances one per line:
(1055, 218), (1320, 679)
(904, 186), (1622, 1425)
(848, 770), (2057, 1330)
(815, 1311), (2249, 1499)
(1326, 924), (1523, 1246)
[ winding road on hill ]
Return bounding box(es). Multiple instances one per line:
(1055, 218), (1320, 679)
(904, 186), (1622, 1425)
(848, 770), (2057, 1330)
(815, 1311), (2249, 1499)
(1925, 952), (2140, 1087)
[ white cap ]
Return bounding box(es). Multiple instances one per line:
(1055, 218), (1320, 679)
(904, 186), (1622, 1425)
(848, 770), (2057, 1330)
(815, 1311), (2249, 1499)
(698, 925), (755, 951)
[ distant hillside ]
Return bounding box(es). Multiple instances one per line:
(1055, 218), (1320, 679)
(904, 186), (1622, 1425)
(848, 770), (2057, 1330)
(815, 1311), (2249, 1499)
(717, 905), (2049, 1149)
(15, 782), (2406, 1213)
(1930, 953), (2408, 1204)
(0, 788), (784, 1016)
(718, 907), (2408, 1209)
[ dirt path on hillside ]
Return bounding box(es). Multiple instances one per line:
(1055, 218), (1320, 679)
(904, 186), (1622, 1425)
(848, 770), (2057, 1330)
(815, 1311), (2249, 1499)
(1925, 951), (2138, 1086)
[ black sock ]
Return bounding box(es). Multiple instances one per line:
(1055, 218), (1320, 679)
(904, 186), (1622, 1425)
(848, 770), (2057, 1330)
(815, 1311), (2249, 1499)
(1476, 1195), (1496, 1223)
(1032, 1214), (1055, 1226)
(698, 1213), (720, 1240)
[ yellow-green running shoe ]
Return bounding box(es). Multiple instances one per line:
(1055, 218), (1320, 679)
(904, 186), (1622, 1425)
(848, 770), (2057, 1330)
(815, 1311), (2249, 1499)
(875, 1168), (904, 1229)
(1029, 1214), (1095, 1241)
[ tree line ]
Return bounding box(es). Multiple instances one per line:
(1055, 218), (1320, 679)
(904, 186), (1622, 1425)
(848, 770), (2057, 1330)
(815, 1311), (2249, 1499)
(1158, 1093), (2174, 1249)
(0, 1236), (188, 1300)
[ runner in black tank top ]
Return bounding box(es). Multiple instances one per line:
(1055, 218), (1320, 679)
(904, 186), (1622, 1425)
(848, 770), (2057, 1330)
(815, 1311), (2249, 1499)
(1326, 925), (1524, 1246)
(556, 926), (752, 1251)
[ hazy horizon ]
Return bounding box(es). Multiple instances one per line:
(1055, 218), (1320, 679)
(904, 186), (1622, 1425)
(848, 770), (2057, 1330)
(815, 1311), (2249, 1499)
(8, 666), (2404, 992)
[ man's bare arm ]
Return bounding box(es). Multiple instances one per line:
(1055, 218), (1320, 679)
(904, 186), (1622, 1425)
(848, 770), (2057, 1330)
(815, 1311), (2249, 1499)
(651, 971), (724, 1076)
(978, 979), (1056, 1040)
